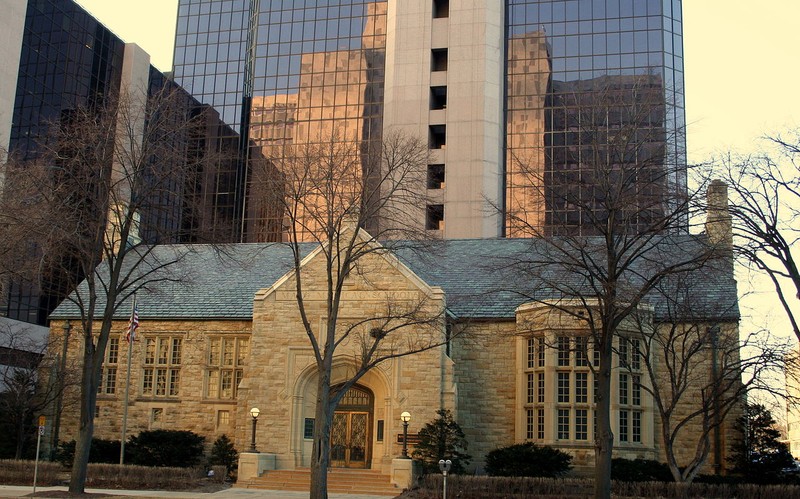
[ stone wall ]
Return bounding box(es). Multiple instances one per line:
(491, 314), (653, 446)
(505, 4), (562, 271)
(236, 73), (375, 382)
(54, 318), (252, 452)
(450, 320), (518, 470)
(241, 239), (452, 472)
(650, 321), (743, 474)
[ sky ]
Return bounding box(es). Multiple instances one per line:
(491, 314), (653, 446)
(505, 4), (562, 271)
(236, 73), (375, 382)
(74, 0), (800, 345)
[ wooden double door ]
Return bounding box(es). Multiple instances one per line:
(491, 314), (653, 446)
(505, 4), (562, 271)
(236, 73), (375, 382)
(329, 385), (373, 468)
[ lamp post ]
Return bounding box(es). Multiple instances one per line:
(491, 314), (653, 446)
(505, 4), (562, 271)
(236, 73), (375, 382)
(400, 411), (411, 458)
(249, 407), (260, 452)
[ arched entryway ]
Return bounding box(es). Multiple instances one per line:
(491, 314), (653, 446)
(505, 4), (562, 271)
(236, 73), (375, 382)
(330, 385), (373, 468)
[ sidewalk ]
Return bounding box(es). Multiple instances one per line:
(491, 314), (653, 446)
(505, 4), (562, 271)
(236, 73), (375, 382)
(0, 485), (398, 499)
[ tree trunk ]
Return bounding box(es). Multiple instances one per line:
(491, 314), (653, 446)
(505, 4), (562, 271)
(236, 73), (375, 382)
(69, 347), (99, 493)
(594, 333), (614, 499)
(662, 418), (683, 482)
(310, 371), (332, 499)
(70, 416), (94, 493)
(14, 412), (26, 459)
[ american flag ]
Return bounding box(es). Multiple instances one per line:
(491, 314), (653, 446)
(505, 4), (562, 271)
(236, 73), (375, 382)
(126, 305), (139, 342)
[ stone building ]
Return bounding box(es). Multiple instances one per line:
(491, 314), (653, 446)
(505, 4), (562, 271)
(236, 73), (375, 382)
(49, 191), (741, 478)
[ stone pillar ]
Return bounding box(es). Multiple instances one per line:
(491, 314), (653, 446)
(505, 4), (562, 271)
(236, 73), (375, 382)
(238, 452), (276, 481)
(391, 458), (418, 489)
(290, 395), (303, 467)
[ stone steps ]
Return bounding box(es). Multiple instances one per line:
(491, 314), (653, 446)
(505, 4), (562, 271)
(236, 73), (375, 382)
(240, 467), (400, 496)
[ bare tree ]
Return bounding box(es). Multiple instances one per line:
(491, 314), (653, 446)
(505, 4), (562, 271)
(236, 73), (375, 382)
(258, 129), (449, 499)
(0, 153), (59, 321)
(629, 274), (793, 483)
(500, 75), (718, 499)
(716, 130), (800, 341)
(0, 82), (231, 492)
(0, 321), (75, 459)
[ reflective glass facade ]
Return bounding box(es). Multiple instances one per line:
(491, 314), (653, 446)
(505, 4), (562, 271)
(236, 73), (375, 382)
(174, 0), (249, 130)
(6, 0), (126, 324)
(505, 0), (686, 235)
(173, 0), (387, 242)
(172, 0), (686, 240)
(11, 0), (125, 161)
(4, 0), (238, 325)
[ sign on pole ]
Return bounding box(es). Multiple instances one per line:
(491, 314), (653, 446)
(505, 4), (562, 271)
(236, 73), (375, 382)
(33, 415), (45, 494)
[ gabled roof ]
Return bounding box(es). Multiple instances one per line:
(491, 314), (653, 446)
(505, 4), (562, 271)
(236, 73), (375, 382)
(50, 236), (739, 323)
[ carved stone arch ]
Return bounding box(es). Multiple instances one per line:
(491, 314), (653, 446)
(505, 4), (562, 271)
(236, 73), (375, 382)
(289, 359), (393, 469)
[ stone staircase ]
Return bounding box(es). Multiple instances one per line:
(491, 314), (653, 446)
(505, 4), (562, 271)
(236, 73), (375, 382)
(239, 467), (401, 496)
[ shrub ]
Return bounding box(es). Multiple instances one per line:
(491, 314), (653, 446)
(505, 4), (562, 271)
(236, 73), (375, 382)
(54, 440), (75, 467)
(484, 442), (572, 478)
(412, 409), (471, 475)
(90, 438), (122, 464)
(0, 459), (62, 485)
(208, 434), (238, 479)
(53, 438), (122, 466)
(127, 430), (205, 468)
(85, 463), (211, 490)
(611, 458), (673, 482)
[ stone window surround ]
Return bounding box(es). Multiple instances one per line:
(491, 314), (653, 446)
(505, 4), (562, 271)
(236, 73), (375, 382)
(518, 328), (654, 449)
(205, 335), (250, 400)
(141, 334), (183, 398)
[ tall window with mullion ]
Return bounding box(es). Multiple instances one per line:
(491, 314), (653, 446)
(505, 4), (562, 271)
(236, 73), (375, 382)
(617, 337), (644, 444)
(524, 336), (547, 440)
(142, 335), (183, 397)
(206, 336), (249, 399)
(98, 337), (120, 395)
(574, 336), (590, 367)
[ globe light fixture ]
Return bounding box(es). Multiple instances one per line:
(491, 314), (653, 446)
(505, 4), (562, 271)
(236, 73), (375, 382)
(400, 411), (411, 458)
(249, 407), (260, 452)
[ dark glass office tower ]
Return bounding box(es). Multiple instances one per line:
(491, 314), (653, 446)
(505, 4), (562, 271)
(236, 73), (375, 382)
(5, 0), (126, 324)
(11, 0), (125, 161)
(3, 0), (240, 325)
(505, 0), (686, 236)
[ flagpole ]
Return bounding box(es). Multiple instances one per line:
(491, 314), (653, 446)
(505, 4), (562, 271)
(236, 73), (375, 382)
(120, 294), (135, 465)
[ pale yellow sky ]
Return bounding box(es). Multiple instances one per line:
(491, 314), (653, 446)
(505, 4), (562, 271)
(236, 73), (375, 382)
(73, 1), (178, 72)
(684, 1), (800, 159)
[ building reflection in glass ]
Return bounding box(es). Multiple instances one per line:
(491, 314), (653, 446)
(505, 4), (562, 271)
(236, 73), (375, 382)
(174, 0), (387, 242)
(505, 0), (686, 236)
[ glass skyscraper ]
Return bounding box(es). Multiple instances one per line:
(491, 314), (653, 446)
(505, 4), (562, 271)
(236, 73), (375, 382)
(505, 0), (685, 235)
(173, 0), (387, 241)
(172, 0), (685, 240)
(5, 0), (126, 324)
(2, 0), (241, 324)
